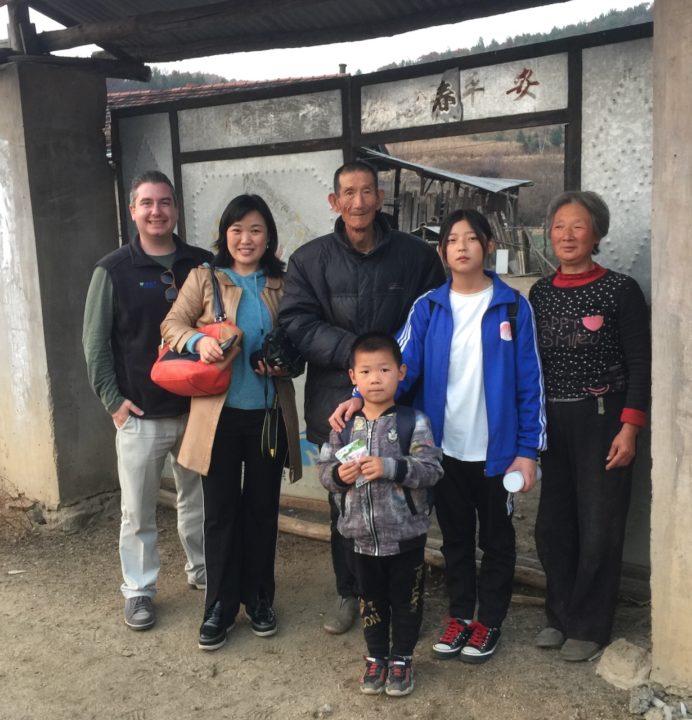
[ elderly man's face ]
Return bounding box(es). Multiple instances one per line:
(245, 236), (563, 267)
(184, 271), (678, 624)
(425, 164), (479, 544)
(328, 170), (384, 238)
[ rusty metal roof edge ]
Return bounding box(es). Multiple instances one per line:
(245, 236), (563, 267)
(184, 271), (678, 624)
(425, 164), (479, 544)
(359, 148), (534, 193)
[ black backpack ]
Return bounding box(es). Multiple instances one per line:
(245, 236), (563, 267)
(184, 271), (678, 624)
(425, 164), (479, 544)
(338, 406), (433, 513)
(338, 405), (417, 455)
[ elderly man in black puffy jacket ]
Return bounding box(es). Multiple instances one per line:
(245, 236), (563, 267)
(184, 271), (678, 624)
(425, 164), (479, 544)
(279, 159), (445, 634)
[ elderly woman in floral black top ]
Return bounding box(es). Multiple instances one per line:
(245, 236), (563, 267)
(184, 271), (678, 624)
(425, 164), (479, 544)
(529, 191), (650, 662)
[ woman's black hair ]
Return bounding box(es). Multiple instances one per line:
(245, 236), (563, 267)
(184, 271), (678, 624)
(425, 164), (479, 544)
(212, 194), (285, 277)
(438, 208), (494, 262)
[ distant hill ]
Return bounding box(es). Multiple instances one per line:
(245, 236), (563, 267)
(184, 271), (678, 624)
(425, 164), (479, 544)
(107, 3), (653, 91)
(107, 67), (230, 93)
(376, 3), (653, 71)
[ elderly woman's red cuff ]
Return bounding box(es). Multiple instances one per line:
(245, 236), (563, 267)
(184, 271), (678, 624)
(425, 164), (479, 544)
(620, 408), (647, 428)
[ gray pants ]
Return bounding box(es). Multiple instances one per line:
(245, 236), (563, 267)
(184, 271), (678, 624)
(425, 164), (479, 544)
(115, 414), (205, 598)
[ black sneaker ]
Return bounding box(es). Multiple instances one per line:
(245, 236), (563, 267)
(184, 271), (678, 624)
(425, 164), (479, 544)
(360, 656), (388, 695)
(245, 599), (277, 637)
(432, 616), (472, 659)
(460, 622), (501, 664)
(198, 601), (234, 651)
(385, 657), (414, 697)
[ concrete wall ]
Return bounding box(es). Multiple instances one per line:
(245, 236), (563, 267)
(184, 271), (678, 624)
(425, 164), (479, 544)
(650, 0), (692, 692)
(0, 63), (119, 508)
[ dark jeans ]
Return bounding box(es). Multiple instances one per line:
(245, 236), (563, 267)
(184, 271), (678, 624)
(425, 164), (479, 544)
(329, 492), (357, 598)
(535, 395), (633, 645)
(351, 546), (426, 658)
(202, 407), (287, 628)
(435, 457), (516, 628)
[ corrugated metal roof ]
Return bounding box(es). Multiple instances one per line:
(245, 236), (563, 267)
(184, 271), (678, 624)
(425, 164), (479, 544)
(360, 148), (534, 194)
(108, 75), (339, 109)
(14, 1), (567, 64)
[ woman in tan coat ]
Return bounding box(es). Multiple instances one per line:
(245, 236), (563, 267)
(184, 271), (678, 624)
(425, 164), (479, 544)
(161, 194), (301, 651)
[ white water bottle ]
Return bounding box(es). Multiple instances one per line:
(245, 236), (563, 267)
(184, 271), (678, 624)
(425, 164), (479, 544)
(503, 470), (524, 492)
(503, 465), (542, 492)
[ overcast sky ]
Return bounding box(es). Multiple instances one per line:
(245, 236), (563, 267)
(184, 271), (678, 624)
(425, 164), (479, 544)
(1, 0), (648, 81)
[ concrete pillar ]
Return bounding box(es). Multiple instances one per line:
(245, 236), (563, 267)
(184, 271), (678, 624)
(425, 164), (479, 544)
(650, 0), (692, 691)
(0, 62), (118, 511)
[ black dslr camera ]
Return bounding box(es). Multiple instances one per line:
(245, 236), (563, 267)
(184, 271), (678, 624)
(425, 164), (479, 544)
(249, 326), (305, 378)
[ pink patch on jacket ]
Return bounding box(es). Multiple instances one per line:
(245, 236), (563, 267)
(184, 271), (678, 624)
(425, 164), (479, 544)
(582, 315), (604, 332)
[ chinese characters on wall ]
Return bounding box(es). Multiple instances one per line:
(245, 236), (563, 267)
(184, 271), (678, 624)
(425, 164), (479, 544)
(430, 65), (542, 121)
(431, 68), (462, 121)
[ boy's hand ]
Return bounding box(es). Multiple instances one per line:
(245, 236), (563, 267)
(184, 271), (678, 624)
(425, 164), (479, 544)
(337, 461), (360, 485)
(359, 456), (384, 481)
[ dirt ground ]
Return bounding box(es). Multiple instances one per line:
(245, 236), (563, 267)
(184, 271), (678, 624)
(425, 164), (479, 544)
(0, 499), (650, 720)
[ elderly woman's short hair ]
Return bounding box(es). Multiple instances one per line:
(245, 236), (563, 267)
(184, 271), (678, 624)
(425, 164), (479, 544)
(546, 191), (610, 254)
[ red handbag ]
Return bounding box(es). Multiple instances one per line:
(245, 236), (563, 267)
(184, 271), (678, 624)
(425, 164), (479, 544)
(151, 265), (243, 397)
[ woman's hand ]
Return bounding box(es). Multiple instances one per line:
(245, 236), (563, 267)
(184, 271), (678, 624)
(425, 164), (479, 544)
(329, 397), (364, 432)
(606, 423), (639, 470)
(198, 335), (224, 364)
(505, 456), (537, 493)
(254, 360), (290, 377)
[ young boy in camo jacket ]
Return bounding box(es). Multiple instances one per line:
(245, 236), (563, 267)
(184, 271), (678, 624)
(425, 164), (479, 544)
(318, 332), (443, 697)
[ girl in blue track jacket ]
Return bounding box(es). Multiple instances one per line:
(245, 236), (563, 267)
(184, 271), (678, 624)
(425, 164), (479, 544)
(395, 209), (546, 665)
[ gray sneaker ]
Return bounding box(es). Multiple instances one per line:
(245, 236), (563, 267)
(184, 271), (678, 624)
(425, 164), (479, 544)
(560, 639), (602, 662)
(124, 596), (155, 631)
(535, 627), (565, 649)
(323, 595), (359, 634)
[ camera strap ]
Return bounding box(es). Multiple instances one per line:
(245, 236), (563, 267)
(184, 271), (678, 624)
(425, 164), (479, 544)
(260, 364), (279, 459)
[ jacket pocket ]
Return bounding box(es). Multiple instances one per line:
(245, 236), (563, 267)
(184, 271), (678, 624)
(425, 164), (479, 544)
(403, 487), (418, 516)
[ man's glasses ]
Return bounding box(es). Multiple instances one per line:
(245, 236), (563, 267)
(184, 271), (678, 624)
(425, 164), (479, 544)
(161, 270), (178, 303)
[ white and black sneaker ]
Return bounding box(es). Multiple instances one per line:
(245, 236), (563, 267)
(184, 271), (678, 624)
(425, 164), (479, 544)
(432, 617), (472, 659)
(245, 599), (278, 637)
(460, 622), (501, 664)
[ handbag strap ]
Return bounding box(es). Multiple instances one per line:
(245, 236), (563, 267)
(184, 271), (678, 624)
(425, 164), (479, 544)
(204, 263), (226, 322)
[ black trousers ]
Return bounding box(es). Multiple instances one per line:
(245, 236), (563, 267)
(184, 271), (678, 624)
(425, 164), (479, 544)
(435, 457), (516, 628)
(202, 407), (287, 628)
(329, 493), (357, 598)
(351, 546), (426, 659)
(535, 395), (633, 645)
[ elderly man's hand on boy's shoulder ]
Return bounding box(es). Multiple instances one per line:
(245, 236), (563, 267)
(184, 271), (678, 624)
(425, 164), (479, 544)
(329, 397), (364, 431)
(359, 457), (384, 481)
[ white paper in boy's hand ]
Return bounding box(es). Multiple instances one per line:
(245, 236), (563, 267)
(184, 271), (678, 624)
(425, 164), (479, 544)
(335, 438), (369, 487)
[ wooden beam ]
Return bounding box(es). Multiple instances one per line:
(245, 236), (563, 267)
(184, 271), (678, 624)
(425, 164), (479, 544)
(35, 0), (309, 53)
(7, 0), (37, 54)
(7, 53), (151, 81)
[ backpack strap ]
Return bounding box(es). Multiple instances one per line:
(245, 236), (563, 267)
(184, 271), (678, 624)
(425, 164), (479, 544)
(394, 405), (417, 455)
(338, 416), (356, 448)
